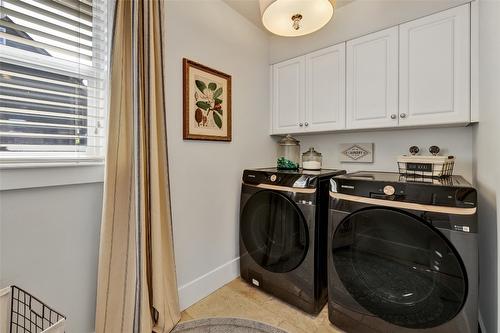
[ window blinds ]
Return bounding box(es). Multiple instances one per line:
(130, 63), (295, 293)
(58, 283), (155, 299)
(0, 0), (109, 163)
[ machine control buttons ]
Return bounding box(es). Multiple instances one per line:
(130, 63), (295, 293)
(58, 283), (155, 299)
(383, 185), (396, 196)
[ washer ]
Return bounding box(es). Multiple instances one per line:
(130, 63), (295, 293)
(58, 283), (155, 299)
(240, 168), (346, 314)
(327, 171), (477, 333)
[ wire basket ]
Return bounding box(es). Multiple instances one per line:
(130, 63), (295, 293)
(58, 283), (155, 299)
(0, 286), (65, 333)
(397, 155), (455, 178)
(398, 174), (455, 185)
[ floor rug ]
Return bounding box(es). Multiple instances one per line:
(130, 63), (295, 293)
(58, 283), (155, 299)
(172, 317), (288, 333)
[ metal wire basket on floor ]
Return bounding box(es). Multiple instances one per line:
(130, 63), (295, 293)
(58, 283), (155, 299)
(0, 286), (65, 333)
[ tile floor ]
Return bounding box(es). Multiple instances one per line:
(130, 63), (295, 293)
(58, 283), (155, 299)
(180, 278), (343, 333)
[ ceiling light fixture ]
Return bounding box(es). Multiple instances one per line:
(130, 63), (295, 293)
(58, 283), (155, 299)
(259, 0), (335, 37)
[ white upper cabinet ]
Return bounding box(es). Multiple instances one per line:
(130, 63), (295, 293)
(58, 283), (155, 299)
(346, 27), (399, 129)
(305, 43), (346, 132)
(271, 56), (305, 134)
(399, 5), (470, 126)
(270, 4), (473, 135)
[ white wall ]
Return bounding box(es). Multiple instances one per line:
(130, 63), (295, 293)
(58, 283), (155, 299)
(296, 127), (473, 181)
(474, 1), (500, 332)
(0, 180), (103, 333)
(270, 0), (471, 63)
(164, 0), (275, 310)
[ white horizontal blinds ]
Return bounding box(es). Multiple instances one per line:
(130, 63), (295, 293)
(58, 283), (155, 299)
(0, 0), (108, 162)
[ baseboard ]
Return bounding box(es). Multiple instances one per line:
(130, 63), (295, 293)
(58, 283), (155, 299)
(178, 257), (240, 311)
(478, 310), (487, 333)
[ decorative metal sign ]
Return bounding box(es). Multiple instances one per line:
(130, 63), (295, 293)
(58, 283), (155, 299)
(340, 143), (374, 163)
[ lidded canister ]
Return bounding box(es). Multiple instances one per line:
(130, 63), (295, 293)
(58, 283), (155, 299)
(277, 135), (300, 170)
(302, 147), (322, 170)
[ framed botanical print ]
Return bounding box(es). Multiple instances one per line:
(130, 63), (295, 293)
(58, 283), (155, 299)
(183, 58), (232, 141)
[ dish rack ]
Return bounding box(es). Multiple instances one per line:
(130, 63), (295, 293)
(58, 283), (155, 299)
(397, 155), (455, 178)
(0, 286), (65, 333)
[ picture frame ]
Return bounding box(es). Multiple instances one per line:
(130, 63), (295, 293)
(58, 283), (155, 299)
(183, 58), (232, 141)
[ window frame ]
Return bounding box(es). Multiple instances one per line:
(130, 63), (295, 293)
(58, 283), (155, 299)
(0, 0), (109, 167)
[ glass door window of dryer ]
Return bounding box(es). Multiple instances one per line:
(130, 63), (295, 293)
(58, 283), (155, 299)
(241, 190), (309, 273)
(331, 207), (467, 329)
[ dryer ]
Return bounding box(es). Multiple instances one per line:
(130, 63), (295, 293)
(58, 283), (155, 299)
(240, 168), (346, 314)
(327, 171), (477, 333)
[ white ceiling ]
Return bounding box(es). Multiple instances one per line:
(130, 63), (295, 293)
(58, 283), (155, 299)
(222, 0), (353, 33)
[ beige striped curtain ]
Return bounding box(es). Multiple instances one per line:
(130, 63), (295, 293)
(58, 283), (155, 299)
(95, 1), (180, 332)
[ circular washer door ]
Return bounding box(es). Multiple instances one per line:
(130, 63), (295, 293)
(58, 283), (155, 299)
(332, 207), (467, 329)
(241, 190), (309, 273)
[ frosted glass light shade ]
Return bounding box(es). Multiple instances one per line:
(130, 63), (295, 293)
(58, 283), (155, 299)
(259, 0), (334, 37)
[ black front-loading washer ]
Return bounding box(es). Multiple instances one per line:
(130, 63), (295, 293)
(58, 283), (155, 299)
(327, 171), (478, 333)
(239, 168), (346, 314)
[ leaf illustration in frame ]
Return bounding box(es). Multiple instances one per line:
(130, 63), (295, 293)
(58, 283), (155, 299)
(183, 58), (232, 141)
(195, 80), (207, 93)
(213, 112), (223, 128)
(213, 87), (223, 98)
(196, 101), (211, 110)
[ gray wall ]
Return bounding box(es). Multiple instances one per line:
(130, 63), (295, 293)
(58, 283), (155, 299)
(0, 181), (103, 333)
(295, 127), (474, 181)
(474, 1), (500, 332)
(164, 0), (276, 309)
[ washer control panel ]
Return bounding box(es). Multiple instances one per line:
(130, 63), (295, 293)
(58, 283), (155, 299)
(243, 170), (317, 188)
(331, 172), (477, 208)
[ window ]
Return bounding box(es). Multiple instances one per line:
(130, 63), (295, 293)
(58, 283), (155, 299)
(0, 0), (109, 164)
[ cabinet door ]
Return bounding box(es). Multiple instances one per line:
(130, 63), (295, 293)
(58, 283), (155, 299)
(305, 43), (346, 132)
(271, 57), (305, 134)
(399, 5), (470, 126)
(346, 27), (399, 129)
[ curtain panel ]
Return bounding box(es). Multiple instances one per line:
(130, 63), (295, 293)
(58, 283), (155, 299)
(95, 1), (180, 332)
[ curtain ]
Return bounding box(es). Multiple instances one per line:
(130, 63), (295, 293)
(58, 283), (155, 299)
(95, 1), (180, 332)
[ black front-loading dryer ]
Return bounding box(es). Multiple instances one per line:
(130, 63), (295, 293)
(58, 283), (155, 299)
(239, 168), (346, 314)
(327, 171), (478, 333)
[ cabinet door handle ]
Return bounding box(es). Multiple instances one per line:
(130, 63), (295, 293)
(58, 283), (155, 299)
(299, 122), (304, 127)
(304, 122), (309, 126)
(400, 113), (407, 119)
(390, 114), (397, 120)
